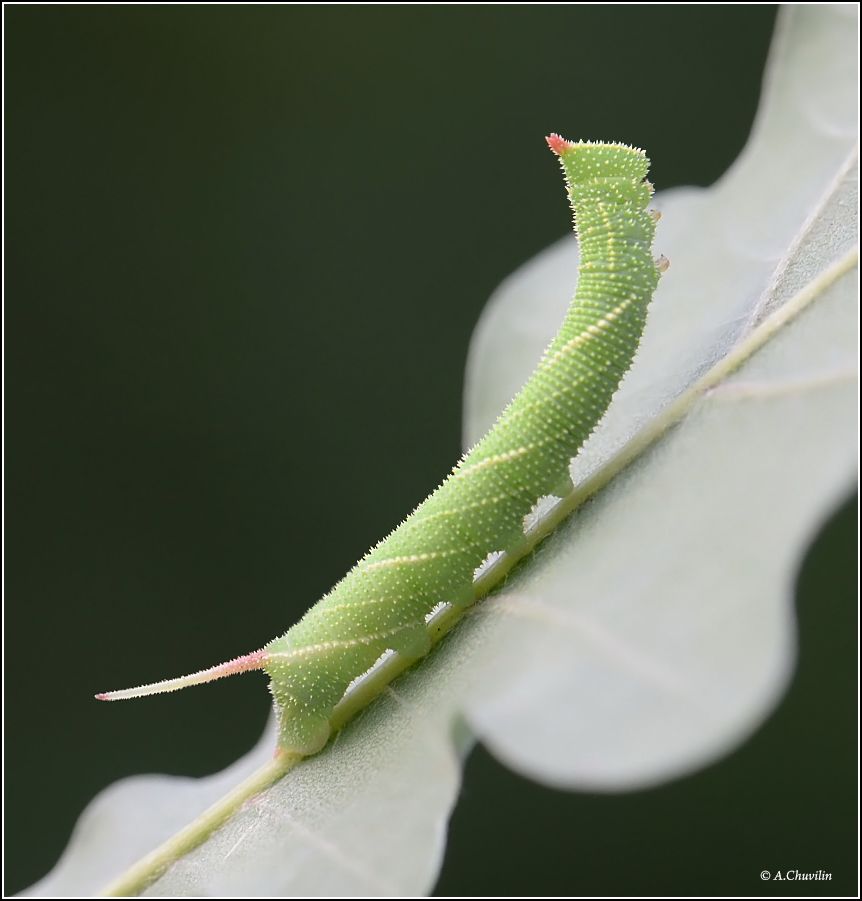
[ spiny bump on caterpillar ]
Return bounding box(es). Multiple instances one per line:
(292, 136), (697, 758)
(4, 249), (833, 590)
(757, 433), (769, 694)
(97, 133), (668, 757)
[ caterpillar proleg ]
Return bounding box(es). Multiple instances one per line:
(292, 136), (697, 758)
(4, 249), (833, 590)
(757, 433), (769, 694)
(97, 135), (666, 756)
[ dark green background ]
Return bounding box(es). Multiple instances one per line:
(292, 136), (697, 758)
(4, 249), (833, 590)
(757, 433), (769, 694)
(6, 5), (856, 896)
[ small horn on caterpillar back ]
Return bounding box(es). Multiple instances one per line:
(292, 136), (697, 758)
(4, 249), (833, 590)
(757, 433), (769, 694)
(95, 648), (269, 701)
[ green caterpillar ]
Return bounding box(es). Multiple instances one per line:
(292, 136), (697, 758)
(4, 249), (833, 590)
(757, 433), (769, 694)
(97, 135), (667, 756)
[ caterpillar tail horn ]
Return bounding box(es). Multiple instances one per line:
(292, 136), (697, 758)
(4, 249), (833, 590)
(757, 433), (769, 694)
(94, 648), (269, 701)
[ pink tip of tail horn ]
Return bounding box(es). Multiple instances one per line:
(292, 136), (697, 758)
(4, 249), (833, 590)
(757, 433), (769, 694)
(545, 133), (572, 156)
(95, 648), (268, 701)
